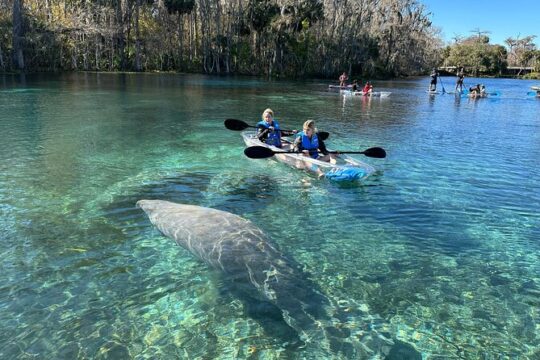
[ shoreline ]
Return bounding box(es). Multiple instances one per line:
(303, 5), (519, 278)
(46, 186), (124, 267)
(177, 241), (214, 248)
(1, 70), (538, 81)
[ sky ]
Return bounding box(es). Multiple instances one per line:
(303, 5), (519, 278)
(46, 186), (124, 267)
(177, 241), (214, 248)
(421, 0), (539, 47)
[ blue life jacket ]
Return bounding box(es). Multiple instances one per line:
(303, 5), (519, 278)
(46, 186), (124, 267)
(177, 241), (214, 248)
(299, 131), (319, 159)
(256, 120), (282, 147)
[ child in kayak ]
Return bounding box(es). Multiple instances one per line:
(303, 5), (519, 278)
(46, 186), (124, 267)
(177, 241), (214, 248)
(293, 120), (337, 177)
(256, 108), (295, 148)
(294, 120), (336, 160)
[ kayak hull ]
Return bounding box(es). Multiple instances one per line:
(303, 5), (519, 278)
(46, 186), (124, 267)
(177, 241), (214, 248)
(328, 84), (353, 91)
(340, 90), (391, 97)
(241, 131), (376, 182)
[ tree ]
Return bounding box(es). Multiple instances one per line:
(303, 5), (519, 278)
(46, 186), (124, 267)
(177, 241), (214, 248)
(12, 0), (25, 70)
(1, 0), (440, 77)
(443, 35), (507, 76)
(505, 35), (537, 68)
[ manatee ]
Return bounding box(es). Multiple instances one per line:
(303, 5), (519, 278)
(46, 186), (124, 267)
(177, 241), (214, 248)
(137, 200), (422, 358)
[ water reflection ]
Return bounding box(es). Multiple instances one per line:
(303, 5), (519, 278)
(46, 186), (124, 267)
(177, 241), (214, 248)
(1, 73), (539, 359)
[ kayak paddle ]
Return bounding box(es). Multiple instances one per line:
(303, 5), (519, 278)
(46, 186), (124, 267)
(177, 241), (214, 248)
(224, 119), (330, 140)
(244, 146), (386, 159)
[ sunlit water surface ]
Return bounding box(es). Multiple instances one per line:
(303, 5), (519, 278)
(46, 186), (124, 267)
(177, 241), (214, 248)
(1, 73), (539, 359)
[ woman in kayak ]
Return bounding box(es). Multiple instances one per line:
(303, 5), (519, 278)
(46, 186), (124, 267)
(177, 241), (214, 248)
(256, 108), (295, 148)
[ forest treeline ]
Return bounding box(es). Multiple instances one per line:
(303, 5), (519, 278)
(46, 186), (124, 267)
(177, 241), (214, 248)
(1, 0), (442, 78)
(441, 32), (540, 78)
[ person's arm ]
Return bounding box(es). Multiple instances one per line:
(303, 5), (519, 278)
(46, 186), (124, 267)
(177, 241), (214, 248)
(257, 125), (270, 141)
(293, 136), (303, 152)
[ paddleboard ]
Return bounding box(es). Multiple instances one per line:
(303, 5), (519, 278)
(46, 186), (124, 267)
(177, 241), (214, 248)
(531, 86), (540, 91)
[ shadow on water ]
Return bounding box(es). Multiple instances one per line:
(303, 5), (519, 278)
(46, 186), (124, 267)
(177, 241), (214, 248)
(98, 171), (283, 229)
(328, 182), (483, 256)
(216, 284), (305, 351)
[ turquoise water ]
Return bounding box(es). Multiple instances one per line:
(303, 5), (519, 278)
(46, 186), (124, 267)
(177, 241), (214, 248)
(1, 73), (539, 358)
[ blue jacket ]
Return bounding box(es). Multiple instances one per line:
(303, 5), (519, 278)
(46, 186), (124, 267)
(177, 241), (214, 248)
(299, 131), (320, 159)
(256, 120), (282, 147)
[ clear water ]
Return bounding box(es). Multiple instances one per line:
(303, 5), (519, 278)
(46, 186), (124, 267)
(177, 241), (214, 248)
(1, 73), (539, 359)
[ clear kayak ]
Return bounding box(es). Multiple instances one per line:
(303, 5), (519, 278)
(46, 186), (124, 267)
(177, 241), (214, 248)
(328, 84), (353, 91)
(340, 90), (391, 97)
(241, 131), (376, 182)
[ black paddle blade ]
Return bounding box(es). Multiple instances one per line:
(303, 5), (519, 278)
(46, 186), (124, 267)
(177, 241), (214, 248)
(363, 147), (386, 158)
(318, 131), (329, 140)
(224, 118), (249, 131)
(244, 146), (276, 159)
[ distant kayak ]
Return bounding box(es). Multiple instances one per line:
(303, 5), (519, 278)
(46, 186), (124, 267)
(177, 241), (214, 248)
(340, 90), (391, 97)
(328, 84), (353, 91)
(531, 86), (540, 91)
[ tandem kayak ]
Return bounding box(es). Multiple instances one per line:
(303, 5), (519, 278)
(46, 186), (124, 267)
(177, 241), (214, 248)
(328, 84), (353, 91)
(241, 131), (376, 182)
(340, 90), (391, 97)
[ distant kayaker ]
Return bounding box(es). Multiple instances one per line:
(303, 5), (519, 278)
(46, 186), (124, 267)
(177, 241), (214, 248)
(339, 72), (348, 87)
(469, 84), (479, 94)
(362, 81), (373, 94)
(468, 84), (488, 98)
(429, 68), (438, 91)
(455, 67), (465, 92)
(256, 108), (295, 148)
(293, 120), (337, 166)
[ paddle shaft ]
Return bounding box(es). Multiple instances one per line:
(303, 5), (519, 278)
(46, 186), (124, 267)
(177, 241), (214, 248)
(274, 148), (385, 157)
(244, 145), (386, 159)
(439, 76), (446, 93)
(224, 119), (329, 140)
(244, 123), (298, 133)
